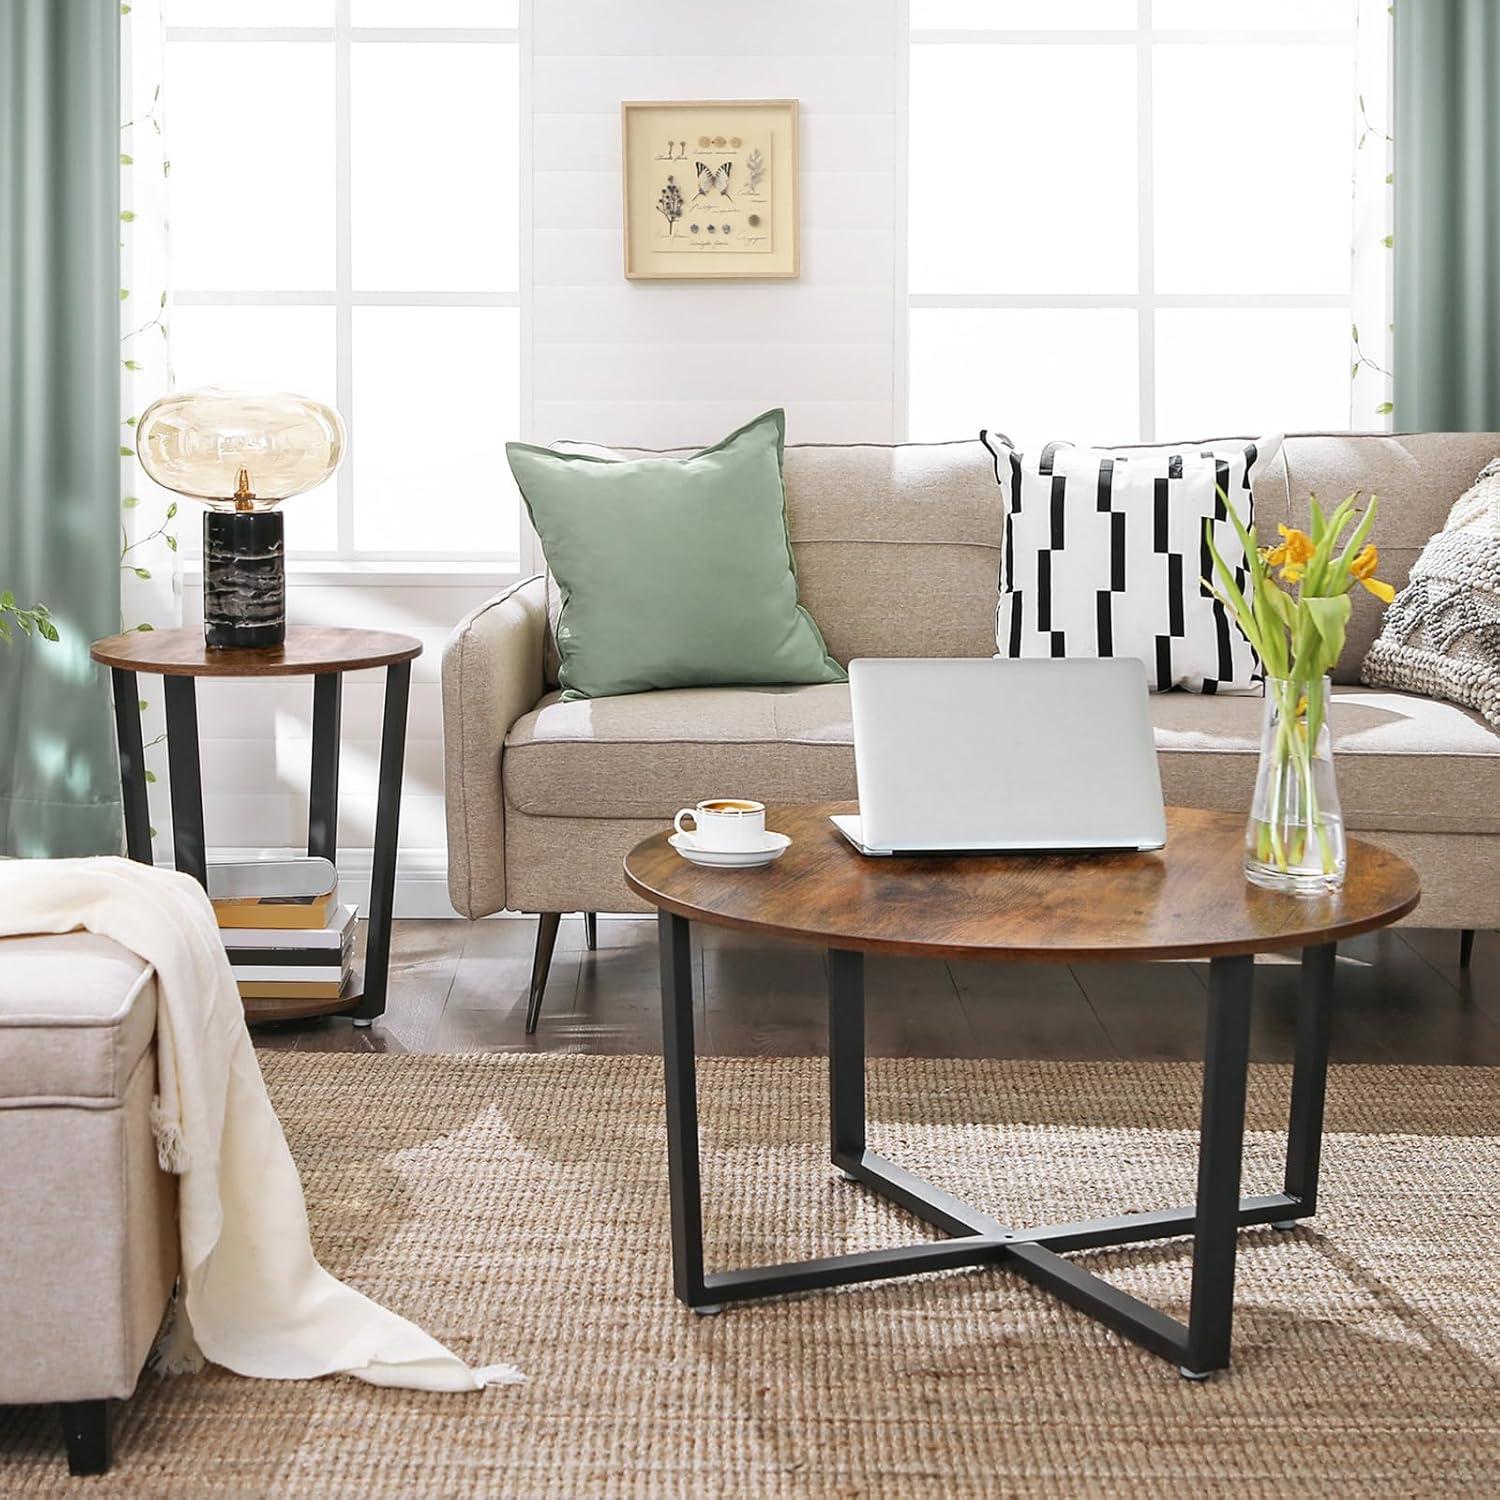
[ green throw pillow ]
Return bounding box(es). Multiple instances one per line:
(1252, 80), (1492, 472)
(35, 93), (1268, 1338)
(506, 409), (846, 700)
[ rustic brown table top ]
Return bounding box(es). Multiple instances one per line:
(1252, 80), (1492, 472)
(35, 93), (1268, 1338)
(623, 803), (1421, 962)
(89, 625), (422, 677)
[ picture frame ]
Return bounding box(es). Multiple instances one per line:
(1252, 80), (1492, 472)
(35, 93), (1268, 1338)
(621, 99), (800, 281)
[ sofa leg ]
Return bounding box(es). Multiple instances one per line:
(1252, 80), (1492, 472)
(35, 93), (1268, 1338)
(1460, 929), (1475, 969)
(60, 1399), (112, 1476)
(583, 911), (598, 951)
(525, 913), (563, 1034)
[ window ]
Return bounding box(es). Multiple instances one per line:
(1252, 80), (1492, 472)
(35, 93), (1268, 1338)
(164, 1), (522, 564)
(906, 1), (1361, 447)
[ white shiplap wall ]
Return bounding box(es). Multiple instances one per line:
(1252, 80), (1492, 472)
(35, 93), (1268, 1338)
(197, 2), (905, 913)
(530, 0), (902, 448)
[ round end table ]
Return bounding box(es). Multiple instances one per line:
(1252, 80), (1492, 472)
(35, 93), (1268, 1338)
(624, 802), (1420, 1378)
(90, 625), (423, 1025)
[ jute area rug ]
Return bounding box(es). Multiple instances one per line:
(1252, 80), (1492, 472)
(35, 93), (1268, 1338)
(3, 1054), (1498, 1498)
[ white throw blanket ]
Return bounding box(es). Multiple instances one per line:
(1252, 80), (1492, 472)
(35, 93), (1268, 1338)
(0, 857), (522, 1391)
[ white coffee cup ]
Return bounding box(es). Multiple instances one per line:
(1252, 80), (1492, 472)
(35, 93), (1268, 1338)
(674, 799), (767, 851)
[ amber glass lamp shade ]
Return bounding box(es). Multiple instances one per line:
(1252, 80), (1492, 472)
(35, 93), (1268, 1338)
(135, 388), (345, 650)
(135, 388), (344, 510)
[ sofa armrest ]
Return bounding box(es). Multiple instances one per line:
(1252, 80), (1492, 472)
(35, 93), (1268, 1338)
(441, 574), (548, 918)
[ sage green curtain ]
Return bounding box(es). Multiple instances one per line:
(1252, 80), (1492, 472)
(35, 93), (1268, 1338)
(0, 0), (123, 855)
(1394, 0), (1500, 430)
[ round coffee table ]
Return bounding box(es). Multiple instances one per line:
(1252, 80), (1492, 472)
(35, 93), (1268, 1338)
(624, 803), (1420, 1379)
(90, 626), (422, 1025)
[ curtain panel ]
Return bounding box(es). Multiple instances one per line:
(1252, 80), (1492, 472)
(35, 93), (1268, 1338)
(0, 0), (124, 855)
(1395, 0), (1500, 430)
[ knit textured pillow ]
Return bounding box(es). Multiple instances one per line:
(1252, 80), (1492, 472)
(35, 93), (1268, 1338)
(979, 433), (1283, 693)
(1361, 455), (1500, 728)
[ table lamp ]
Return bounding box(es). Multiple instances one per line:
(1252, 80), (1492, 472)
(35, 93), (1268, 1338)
(136, 388), (346, 648)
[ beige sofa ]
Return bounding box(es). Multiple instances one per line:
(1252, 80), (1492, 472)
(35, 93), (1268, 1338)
(443, 433), (1500, 1029)
(0, 932), (178, 1474)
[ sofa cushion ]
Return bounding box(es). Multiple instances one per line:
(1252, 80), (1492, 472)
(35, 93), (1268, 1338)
(0, 933), (157, 1106)
(504, 682), (1500, 836)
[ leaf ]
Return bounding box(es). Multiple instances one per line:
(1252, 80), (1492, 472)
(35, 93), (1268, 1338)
(38, 619), (60, 642)
(138, 699), (148, 711)
(1376, 401), (1394, 415)
(1301, 594), (1351, 678)
(120, 152), (133, 166)
(0, 618), (10, 641)
(122, 495), (140, 508)
(0, 589), (13, 609)
(1380, 234), (1394, 249)
(119, 209), (136, 222)
(119, 446), (134, 457)
(166, 501), (178, 519)
(136, 622), (154, 631)
(123, 359), (143, 371)
(119, 288), (130, 301)
(1351, 323), (1359, 341)
(133, 567), (151, 580)
(144, 769), (157, 783)
(166, 534), (178, 552)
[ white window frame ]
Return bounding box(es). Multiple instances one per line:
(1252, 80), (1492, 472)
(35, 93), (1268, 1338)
(166, 2), (530, 572)
(902, 0), (1358, 443)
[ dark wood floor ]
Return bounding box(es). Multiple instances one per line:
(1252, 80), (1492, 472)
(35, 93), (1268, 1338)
(256, 918), (1500, 1065)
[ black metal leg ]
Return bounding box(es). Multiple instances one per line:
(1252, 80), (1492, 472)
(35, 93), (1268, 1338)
(1460, 929), (1475, 969)
(307, 670), (342, 862)
(1183, 954), (1254, 1377)
(525, 913), (562, 1034)
(1284, 942), (1336, 1215)
(829, 949), (865, 1164)
(352, 660), (409, 1024)
(583, 911), (598, 951)
(163, 675), (207, 887)
(60, 1399), (111, 1476)
(659, 911), (708, 1306)
(109, 668), (151, 862)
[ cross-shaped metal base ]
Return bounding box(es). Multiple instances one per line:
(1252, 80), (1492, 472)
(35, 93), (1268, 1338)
(657, 912), (1336, 1379)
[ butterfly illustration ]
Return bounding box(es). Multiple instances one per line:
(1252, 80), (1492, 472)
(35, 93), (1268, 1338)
(694, 160), (733, 199)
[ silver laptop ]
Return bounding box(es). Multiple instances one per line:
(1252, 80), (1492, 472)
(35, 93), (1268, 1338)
(833, 658), (1167, 856)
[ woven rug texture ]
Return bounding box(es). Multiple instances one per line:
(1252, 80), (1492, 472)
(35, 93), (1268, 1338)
(2, 1054), (1498, 1497)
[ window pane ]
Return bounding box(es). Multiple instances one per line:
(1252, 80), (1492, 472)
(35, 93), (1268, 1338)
(351, 44), (519, 292)
(164, 0), (332, 22)
(909, 308), (1139, 447)
(351, 0), (518, 23)
(1154, 44), (1354, 294)
(352, 307), (519, 554)
(1154, 0), (1352, 29)
(1155, 308), (1350, 436)
(911, 1), (1133, 26)
(170, 305), (340, 552)
(167, 43), (335, 290)
(910, 46), (1136, 293)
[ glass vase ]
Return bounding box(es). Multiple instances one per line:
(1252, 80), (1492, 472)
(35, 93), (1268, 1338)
(1244, 675), (1346, 895)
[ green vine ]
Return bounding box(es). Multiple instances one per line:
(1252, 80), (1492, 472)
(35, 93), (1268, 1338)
(0, 592), (59, 645)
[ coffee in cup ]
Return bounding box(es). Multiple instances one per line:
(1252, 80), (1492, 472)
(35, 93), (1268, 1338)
(674, 799), (767, 851)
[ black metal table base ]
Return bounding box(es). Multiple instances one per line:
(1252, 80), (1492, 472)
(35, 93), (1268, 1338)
(657, 913), (1337, 1379)
(108, 661), (411, 1025)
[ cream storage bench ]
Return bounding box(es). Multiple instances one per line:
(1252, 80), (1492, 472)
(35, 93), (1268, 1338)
(0, 933), (178, 1475)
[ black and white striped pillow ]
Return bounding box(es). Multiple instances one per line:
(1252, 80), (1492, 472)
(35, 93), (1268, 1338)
(979, 433), (1283, 694)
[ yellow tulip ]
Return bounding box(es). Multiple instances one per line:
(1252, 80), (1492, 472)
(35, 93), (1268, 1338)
(1351, 543), (1395, 603)
(1266, 524), (1315, 568)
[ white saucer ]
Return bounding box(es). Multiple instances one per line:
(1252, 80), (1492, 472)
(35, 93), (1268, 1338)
(669, 830), (791, 869)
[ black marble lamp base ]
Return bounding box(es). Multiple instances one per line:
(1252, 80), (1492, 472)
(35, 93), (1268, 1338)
(203, 510), (285, 648)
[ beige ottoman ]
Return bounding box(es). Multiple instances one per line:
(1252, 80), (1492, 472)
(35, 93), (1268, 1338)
(0, 932), (179, 1475)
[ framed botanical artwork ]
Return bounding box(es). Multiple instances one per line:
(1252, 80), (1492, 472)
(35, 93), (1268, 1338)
(621, 99), (800, 281)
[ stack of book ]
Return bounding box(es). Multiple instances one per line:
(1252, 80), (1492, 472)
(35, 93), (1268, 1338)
(209, 858), (356, 1003)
